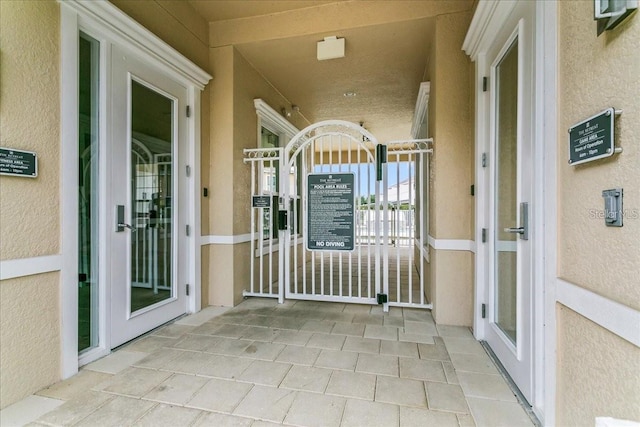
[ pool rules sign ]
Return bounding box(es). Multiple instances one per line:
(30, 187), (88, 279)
(307, 173), (355, 251)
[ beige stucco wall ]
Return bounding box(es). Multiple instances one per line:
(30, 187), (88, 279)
(556, 3), (640, 424)
(0, 273), (61, 409)
(0, 1), (62, 410)
(0, 0), (60, 261)
(424, 10), (475, 326)
(557, 1), (640, 310)
(557, 304), (640, 425)
(205, 46), (308, 306)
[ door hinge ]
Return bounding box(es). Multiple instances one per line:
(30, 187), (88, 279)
(481, 228), (487, 243)
(482, 77), (489, 92)
(186, 105), (191, 117)
(481, 153), (487, 168)
(470, 184), (475, 196)
(481, 303), (486, 318)
(186, 284), (190, 296)
(186, 165), (191, 177)
(278, 210), (288, 230)
(186, 224), (191, 236)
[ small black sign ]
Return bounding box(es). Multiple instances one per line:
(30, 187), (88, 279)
(0, 148), (38, 178)
(307, 173), (355, 251)
(568, 108), (615, 166)
(252, 195), (272, 208)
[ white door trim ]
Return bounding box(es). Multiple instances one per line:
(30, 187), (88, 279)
(464, 0), (557, 424)
(59, 0), (211, 378)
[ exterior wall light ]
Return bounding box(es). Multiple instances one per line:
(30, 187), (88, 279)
(594, 0), (637, 35)
(317, 36), (345, 60)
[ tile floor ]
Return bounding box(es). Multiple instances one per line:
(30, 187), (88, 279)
(3, 299), (536, 427)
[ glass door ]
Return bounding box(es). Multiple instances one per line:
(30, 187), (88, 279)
(485, 0), (535, 404)
(110, 46), (188, 348)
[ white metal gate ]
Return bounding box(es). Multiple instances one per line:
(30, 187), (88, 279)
(244, 120), (432, 311)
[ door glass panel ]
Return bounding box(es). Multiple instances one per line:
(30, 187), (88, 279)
(78, 33), (100, 352)
(260, 127), (279, 240)
(130, 80), (174, 313)
(494, 39), (518, 344)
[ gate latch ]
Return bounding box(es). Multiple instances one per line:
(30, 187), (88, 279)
(278, 210), (288, 230)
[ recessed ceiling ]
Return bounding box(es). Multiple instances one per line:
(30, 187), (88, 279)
(187, 1), (471, 142)
(189, 1), (339, 22)
(234, 18), (433, 141)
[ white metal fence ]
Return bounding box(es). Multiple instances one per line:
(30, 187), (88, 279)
(243, 120), (433, 311)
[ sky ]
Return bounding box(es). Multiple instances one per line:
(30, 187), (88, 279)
(312, 161), (413, 197)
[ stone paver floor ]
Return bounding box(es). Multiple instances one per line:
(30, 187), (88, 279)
(6, 298), (536, 426)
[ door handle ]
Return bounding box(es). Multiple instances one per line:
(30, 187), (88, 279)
(115, 205), (135, 232)
(504, 202), (529, 240)
(504, 226), (525, 234)
(117, 222), (136, 232)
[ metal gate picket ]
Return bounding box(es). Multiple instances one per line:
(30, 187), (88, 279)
(281, 120), (383, 305)
(381, 139), (433, 310)
(243, 147), (284, 301)
(244, 122), (433, 311)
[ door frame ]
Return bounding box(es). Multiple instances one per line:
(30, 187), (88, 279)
(60, 0), (211, 377)
(484, 8), (534, 400)
(463, 0), (558, 424)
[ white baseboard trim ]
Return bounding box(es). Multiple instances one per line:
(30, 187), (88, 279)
(0, 255), (62, 280)
(556, 278), (640, 348)
(428, 235), (476, 253)
(200, 234), (254, 245)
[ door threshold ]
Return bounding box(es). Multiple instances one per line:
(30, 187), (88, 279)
(480, 340), (542, 427)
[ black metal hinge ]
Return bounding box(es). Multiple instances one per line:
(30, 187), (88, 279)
(278, 210), (288, 230)
(482, 228), (487, 243)
(186, 105), (191, 117)
(377, 293), (388, 304)
(482, 303), (486, 318)
(470, 184), (475, 196)
(482, 77), (489, 92)
(186, 284), (190, 296)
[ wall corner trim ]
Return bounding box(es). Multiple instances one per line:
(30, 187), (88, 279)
(254, 99), (300, 138)
(200, 234), (254, 245)
(428, 236), (476, 253)
(0, 255), (63, 281)
(462, 0), (517, 60)
(556, 278), (640, 348)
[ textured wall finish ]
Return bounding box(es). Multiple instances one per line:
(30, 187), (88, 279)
(0, 273), (61, 409)
(557, 305), (640, 425)
(558, 0), (640, 310)
(425, 10), (474, 326)
(0, 0), (60, 260)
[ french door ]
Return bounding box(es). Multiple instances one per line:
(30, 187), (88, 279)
(109, 46), (188, 348)
(484, 1), (535, 403)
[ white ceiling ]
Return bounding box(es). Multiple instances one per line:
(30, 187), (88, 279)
(188, 1), (471, 142)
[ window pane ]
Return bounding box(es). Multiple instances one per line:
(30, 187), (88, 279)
(78, 32), (100, 352)
(494, 39), (518, 344)
(130, 80), (174, 312)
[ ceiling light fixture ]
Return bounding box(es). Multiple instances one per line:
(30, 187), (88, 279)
(343, 91), (357, 98)
(317, 36), (345, 61)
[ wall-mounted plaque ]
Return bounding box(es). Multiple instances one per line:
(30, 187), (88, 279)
(252, 195), (272, 208)
(307, 173), (355, 251)
(568, 108), (617, 166)
(0, 147), (38, 178)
